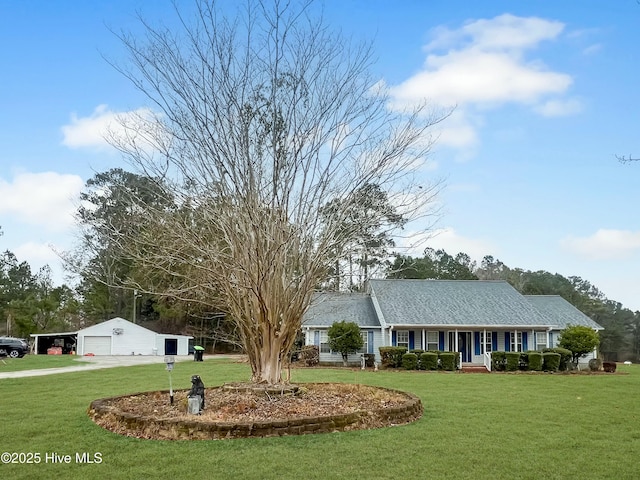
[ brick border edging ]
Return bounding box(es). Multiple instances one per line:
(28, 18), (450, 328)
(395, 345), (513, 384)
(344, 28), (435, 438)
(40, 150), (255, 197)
(88, 383), (423, 440)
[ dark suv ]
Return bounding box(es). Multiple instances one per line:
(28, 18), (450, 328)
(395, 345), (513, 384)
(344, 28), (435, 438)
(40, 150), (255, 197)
(0, 337), (29, 358)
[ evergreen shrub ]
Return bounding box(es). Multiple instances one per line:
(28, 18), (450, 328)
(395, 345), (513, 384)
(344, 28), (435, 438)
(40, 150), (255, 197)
(420, 352), (438, 370)
(543, 347), (572, 371)
(402, 353), (418, 370)
(542, 352), (560, 371)
(439, 352), (457, 371)
(379, 346), (407, 368)
(505, 352), (520, 371)
(528, 352), (543, 371)
(491, 351), (506, 372)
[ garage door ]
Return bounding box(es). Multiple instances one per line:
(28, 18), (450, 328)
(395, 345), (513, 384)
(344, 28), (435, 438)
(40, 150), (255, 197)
(83, 336), (112, 355)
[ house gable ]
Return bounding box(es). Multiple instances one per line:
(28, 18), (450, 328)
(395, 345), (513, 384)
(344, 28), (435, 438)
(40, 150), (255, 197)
(303, 293), (380, 328)
(77, 317), (157, 337)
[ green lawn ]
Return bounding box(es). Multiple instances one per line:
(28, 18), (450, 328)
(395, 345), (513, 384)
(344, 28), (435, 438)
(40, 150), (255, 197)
(0, 354), (86, 372)
(1, 360), (639, 480)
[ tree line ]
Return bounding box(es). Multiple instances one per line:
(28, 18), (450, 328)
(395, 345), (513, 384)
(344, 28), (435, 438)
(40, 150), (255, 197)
(388, 249), (640, 362)
(2, 170), (638, 362)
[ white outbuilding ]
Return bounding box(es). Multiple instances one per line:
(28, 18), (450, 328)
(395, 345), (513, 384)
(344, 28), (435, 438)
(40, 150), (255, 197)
(76, 317), (192, 356)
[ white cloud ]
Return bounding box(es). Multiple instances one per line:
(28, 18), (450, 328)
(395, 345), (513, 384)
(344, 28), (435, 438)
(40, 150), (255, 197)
(0, 172), (83, 231)
(534, 97), (583, 117)
(433, 109), (479, 150)
(388, 14), (576, 156)
(61, 104), (161, 151)
(561, 229), (640, 260)
(395, 227), (495, 260)
(425, 14), (564, 52)
(12, 241), (59, 266)
(390, 50), (571, 108)
(582, 44), (602, 56)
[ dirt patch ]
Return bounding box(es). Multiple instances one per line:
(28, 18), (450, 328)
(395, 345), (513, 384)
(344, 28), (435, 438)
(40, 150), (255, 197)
(89, 382), (422, 440)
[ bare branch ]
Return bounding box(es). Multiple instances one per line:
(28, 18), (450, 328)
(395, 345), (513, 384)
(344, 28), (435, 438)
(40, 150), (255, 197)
(97, 0), (445, 384)
(616, 154), (640, 164)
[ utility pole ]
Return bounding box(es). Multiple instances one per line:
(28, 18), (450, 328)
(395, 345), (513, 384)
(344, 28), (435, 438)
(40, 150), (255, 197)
(132, 290), (141, 324)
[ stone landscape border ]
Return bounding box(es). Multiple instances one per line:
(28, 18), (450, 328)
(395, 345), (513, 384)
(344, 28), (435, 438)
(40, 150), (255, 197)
(88, 383), (423, 440)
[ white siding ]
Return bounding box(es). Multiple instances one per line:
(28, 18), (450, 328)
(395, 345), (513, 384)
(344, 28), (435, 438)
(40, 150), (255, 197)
(77, 317), (192, 356)
(156, 335), (191, 356)
(307, 328), (384, 364)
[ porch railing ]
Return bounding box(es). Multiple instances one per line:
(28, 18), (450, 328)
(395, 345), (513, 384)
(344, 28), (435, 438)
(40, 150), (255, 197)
(483, 352), (492, 372)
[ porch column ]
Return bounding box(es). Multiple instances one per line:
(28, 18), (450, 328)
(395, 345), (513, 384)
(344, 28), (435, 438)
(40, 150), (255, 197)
(514, 329), (518, 352)
(422, 329), (425, 351)
(389, 327), (393, 347)
(531, 329), (534, 349)
(483, 328), (487, 355)
(455, 329), (459, 354)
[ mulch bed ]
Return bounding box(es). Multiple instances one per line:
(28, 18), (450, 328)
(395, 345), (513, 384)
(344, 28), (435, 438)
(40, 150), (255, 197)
(107, 383), (407, 422)
(89, 382), (423, 439)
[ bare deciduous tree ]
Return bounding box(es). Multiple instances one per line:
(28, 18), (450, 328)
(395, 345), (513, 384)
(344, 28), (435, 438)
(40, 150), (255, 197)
(103, 0), (445, 384)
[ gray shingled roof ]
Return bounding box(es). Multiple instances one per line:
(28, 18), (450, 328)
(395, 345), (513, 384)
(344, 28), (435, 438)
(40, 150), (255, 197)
(524, 295), (603, 330)
(303, 293), (380, 328)
(368, 279), (551, 327)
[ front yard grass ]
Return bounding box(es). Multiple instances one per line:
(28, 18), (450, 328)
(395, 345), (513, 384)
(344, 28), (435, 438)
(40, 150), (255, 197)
(0, 360), (638, 480)
(0, 354), (86, 372)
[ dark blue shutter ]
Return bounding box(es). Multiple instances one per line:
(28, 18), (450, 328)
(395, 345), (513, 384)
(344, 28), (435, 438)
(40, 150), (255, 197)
(474, 332), (481, 355)
(522, 332), (528, 351)
(368, 331), (374, 354)
(392, 330), (397, 346)
(409, 331), (415, 350)
(549, 332), (553, 347)
(492, 332), (498, 351)
(438, 331), (445, 351)
(505, 332), (510, 352)
(313, 331), (320, 346)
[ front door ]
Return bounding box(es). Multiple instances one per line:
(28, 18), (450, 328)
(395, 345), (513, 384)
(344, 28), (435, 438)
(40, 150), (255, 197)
(458, 332), (472, 363)
(165, 338), (178, 355)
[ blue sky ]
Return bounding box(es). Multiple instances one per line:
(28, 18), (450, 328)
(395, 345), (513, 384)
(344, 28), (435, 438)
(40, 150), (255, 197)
(1, 1), (638, 309)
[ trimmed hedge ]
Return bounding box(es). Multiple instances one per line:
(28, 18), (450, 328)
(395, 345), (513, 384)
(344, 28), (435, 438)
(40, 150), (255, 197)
(439, 352), (458, 371)
(491, 351), (506, 372)
(420, 352), (438, 370)
(379, 346), (407, 368)
(379, 348), (459, 371)
(542, 352), (560, 371)
(527, 351), (543, 371)
(492, 351), (546, 371)
(505, 352), (520, 372)
(402, 353), (418, 370)
(519, 352), (529, 371)
(410, 350), (425, 370)
(543, 347), (572, 371)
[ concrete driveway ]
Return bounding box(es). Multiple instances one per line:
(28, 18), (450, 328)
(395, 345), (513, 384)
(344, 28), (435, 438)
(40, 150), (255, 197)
(0, 355), (195, 379)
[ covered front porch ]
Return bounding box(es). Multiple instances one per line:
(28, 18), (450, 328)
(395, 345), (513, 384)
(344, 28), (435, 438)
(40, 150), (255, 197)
(389, 327), (555, 368)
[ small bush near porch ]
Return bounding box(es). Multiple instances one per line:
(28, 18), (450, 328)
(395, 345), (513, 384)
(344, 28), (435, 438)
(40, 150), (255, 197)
(381, 347), (459, 371)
